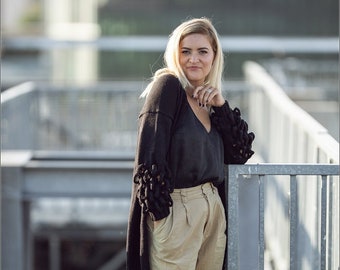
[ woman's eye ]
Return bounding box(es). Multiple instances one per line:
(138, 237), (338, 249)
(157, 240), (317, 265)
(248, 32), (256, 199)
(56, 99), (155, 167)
(181, 50), (190, 55)
(199, 50), (208, 54)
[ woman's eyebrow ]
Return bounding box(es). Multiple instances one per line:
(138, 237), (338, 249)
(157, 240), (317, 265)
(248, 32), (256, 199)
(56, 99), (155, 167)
(181, 46), (210, 50)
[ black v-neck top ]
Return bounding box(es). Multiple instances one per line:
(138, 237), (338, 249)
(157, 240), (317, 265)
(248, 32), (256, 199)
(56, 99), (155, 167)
(133, 73), (255, 191)
(169, 95), (224, 188)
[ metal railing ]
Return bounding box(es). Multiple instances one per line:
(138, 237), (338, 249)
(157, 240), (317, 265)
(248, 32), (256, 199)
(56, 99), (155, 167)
(227, 163), (339, 270)
(0, 80), (249, 151)
(1, 81), (145, 151)
(243, 61), (339, 164)
(3, 36), (339, 54)
(241, 61), (339, 270)
(1, 151), (134, 270)
(1, 152), (339, 270)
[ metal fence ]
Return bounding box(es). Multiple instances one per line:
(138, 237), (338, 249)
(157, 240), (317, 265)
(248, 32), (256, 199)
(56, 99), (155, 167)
(1, 80), (249, 152)
(3, 36), (339, 53)
(243, 61), (339, 164)
(1, 152), (339, 270)
(1, 151), (133, 270)
(1, 81), (145, 151)
(227, 164), (339, 270)
(241, 61), (339, 270)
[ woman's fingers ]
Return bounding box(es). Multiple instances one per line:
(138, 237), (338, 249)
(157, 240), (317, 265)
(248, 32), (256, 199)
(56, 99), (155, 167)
(192, 85), (218, 107)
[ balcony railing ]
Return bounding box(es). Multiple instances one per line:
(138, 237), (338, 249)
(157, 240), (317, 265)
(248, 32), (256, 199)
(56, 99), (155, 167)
(1, 152), (339, 270)
(243, 61), (338, 164)
(227, 163), (339, 270)
(3, 36), (339, 54)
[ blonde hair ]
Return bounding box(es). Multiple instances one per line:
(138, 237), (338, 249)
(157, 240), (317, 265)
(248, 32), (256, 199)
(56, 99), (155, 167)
(141, 17), (224, 97)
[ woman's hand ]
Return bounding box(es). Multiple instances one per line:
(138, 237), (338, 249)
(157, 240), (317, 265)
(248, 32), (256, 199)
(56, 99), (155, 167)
(192, 85), (225, 108)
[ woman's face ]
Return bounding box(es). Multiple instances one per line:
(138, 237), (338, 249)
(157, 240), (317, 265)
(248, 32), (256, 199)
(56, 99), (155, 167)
(179, 33), (215, 87)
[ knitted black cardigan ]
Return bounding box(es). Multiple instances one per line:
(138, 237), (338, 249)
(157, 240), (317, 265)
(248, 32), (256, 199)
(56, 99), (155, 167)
(126, 74), (255, 270)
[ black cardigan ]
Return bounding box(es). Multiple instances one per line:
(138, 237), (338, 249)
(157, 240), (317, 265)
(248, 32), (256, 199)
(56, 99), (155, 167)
(126, 74), (255, 270)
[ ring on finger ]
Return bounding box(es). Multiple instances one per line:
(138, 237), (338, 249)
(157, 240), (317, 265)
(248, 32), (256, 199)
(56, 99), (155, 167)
(207, 88), (213, 94)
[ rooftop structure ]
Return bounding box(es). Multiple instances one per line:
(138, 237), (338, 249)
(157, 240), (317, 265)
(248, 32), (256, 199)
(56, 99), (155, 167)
(2, 60), (339, 270)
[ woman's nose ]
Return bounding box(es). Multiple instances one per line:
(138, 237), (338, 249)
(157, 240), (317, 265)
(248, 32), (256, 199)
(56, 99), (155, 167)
(189, 53), (199, 63)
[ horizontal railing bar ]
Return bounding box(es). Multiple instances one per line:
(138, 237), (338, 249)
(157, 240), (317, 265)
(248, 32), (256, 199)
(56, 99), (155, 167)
(34, 229), (127, 239)
(31, 150), (135, 157)
(20, 159), (339, 175)
(3, 36), (339, 54)
(24, 160), (134, 170)
(22, 192), (131, 199)
(22, 158), (330, 170)
(229, 164), (339, 176)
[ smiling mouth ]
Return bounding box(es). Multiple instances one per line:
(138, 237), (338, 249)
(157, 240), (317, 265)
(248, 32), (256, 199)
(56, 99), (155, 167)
(188, 66), (201, 69)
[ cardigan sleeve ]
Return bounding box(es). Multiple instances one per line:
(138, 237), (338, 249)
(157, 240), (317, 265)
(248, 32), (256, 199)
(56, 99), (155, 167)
(133, 74), (182, 221)
(211, 100), (255, 164)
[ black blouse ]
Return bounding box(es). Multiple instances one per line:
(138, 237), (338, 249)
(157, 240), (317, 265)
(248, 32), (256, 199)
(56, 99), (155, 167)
(169, 95), (225, 188)
(133, 73), (254, 220)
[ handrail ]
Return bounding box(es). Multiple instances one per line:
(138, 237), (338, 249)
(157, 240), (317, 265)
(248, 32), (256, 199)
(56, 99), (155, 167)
(226, 163), (339, 270)
(0, 81), (248, 151)
(1, 151), (134, 199)
(243, 61), (339, 163)
(0, 81), (35, 103)
(2, 151), (339, 270)
(3, 36), (339, 54)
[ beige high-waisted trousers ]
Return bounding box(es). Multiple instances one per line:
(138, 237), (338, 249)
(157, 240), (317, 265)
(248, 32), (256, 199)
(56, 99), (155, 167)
(147, 182), (226, 270)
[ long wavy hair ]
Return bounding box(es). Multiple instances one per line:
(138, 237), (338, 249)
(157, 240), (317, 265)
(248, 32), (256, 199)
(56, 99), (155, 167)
(141, 17), (224, 97)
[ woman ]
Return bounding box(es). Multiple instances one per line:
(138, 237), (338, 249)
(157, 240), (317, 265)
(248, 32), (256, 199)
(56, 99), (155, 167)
(126, 17), (255, 270)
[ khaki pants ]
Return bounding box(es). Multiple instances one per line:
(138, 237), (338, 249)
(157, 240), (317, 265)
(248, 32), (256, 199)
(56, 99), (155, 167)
(147, 182), (226, 270)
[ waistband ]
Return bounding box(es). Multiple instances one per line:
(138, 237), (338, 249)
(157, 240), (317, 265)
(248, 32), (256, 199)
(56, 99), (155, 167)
(171, 182), (216, 201)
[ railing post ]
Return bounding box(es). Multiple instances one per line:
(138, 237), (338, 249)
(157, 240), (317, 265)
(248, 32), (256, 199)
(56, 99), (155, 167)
(320, 175), (328, 270)
(327, 176), (333, 270)
(289, 175), (298, 270)
(226, 165), (239, 270)
(1, 151), (32, 270)
(258, 175), (265, 270)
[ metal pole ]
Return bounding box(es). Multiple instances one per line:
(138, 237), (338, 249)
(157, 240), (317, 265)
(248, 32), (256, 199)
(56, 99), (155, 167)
(227, 166), (239, 270)
(289, 175), (298, 270)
